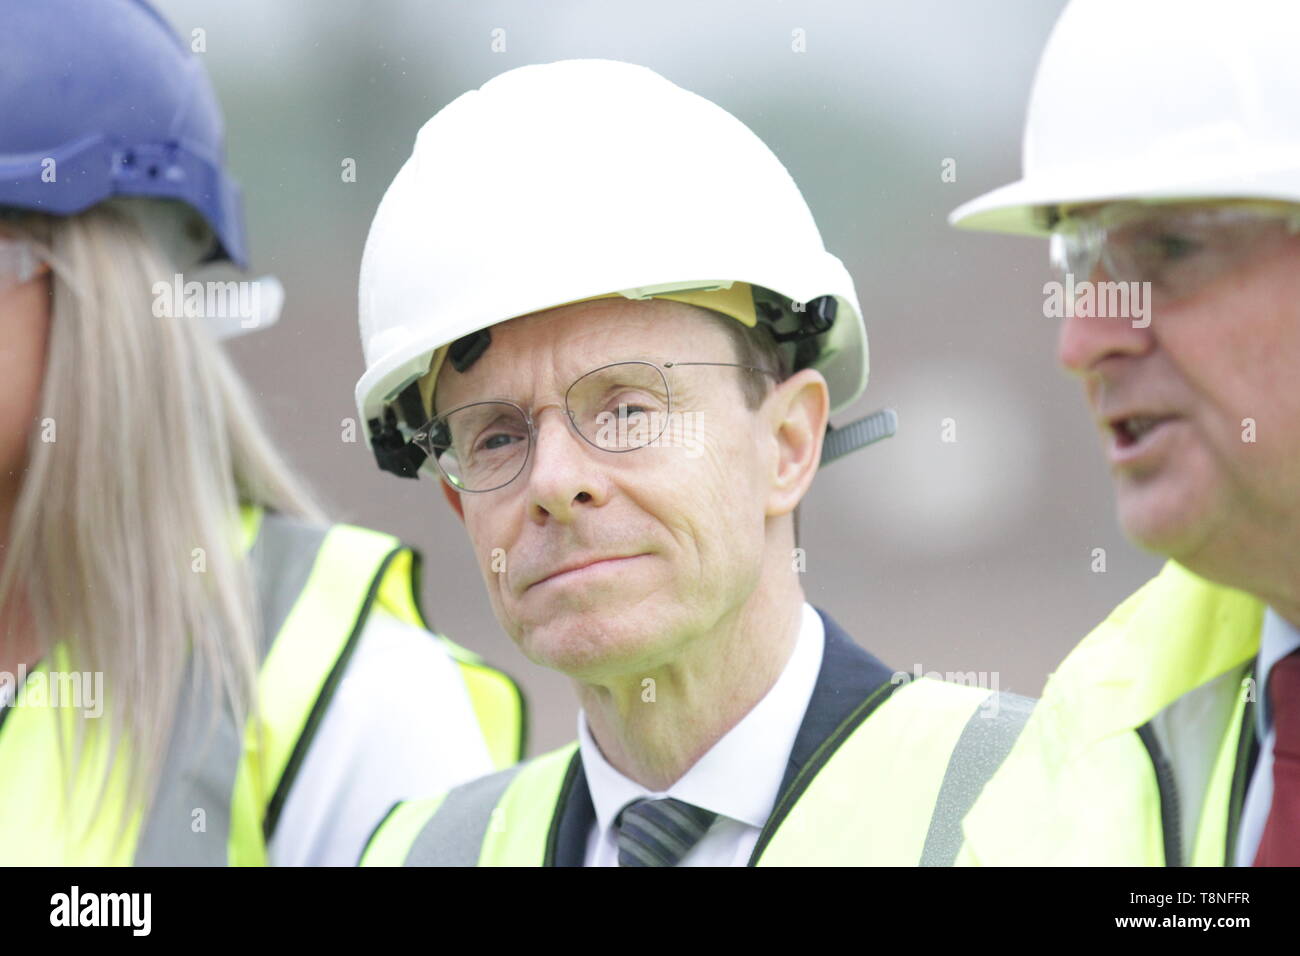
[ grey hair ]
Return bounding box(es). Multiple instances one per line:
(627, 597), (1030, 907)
(0, 203), (324, 847)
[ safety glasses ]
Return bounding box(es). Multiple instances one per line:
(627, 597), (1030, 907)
(1048, 200), (1300, 304)
(0, 238), (41, 297)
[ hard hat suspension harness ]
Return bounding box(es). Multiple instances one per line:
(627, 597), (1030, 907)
(367, 293), (893, 480)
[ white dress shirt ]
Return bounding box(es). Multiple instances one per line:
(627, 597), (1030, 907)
(578, 601), (826, 866)
(1234, 606), (1300, 865)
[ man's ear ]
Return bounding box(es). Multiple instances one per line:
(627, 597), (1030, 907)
(765, 368), (829, 520)
(441, 480), (466, 522)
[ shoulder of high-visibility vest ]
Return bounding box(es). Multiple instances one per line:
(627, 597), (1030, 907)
(959, 559), (1263, 866)
(361, 676), (1034, 866)
(0, 503), (525, 865)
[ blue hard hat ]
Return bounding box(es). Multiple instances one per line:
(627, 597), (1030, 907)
(0, 0), (247, 267)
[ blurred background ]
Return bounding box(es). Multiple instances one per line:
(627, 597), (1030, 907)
(153, 0), (1162, 754)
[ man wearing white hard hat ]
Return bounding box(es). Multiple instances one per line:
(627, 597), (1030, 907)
(949, 0), (1300, 865)
(356, 58), (1032, 866)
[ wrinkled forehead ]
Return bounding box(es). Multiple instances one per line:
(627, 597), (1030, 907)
(432, 298), (731, 411)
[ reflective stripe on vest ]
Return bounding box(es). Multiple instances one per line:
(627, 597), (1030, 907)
(0, 505), (524, 864)
(919, 690), (1036, 866)
(363, 680), (1034, 866)
(326, 527), (526, 771)
(139, 508), (382, 865)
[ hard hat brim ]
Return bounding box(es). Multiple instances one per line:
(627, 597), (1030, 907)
(356, 268), (868, 434)
(949, 163), (1300, 236)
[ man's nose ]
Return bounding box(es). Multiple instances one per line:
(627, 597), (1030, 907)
(524, 404), (607, 522)
(1055, 266), (1155, 376)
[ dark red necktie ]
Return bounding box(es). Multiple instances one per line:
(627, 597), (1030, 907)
(1254, 648), (1300, 866)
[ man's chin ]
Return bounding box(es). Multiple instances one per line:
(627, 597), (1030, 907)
(1114, 478), (1213, 559)
(511, 608), (670, 679)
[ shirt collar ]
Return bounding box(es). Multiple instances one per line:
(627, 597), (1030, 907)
(577, 600), (826, 834)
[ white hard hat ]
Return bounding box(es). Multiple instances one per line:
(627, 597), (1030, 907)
(355, 59), (870, 477)
(949, 0), (1300, 234)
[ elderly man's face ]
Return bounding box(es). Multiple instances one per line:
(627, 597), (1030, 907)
(1057, 231), (1300, 574)
(434, 298), (796, 679)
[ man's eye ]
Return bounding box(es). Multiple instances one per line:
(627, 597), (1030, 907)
(607, 392), (661, 415)
(478, 431), (522, 452)
(1154, 233), (1203, 261)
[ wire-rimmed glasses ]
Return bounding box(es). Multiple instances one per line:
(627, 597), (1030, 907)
(414, 359), (779, 492)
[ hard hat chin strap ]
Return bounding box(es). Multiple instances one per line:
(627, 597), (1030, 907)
(821, 408), (897, 467)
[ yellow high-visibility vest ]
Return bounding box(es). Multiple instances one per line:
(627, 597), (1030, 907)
(958, 560), (1262, 866)
(362, 609), (1035, 868)
(0, 504), (525, 865)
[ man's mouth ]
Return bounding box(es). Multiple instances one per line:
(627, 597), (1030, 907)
(524, 553), (647, 592)
(1105, 411), (1180, 456)
(1112, 415), (1170, 447)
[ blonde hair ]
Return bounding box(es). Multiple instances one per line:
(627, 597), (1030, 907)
(0, 202), (324, 844)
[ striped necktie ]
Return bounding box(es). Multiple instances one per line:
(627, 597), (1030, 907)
(615, 797), (718, 867)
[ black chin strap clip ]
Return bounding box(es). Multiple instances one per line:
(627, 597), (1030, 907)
(764, 294), (837, 344)
(367, 406), (428, 479)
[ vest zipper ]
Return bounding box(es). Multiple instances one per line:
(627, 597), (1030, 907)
(1136, 722), (1183, 866)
